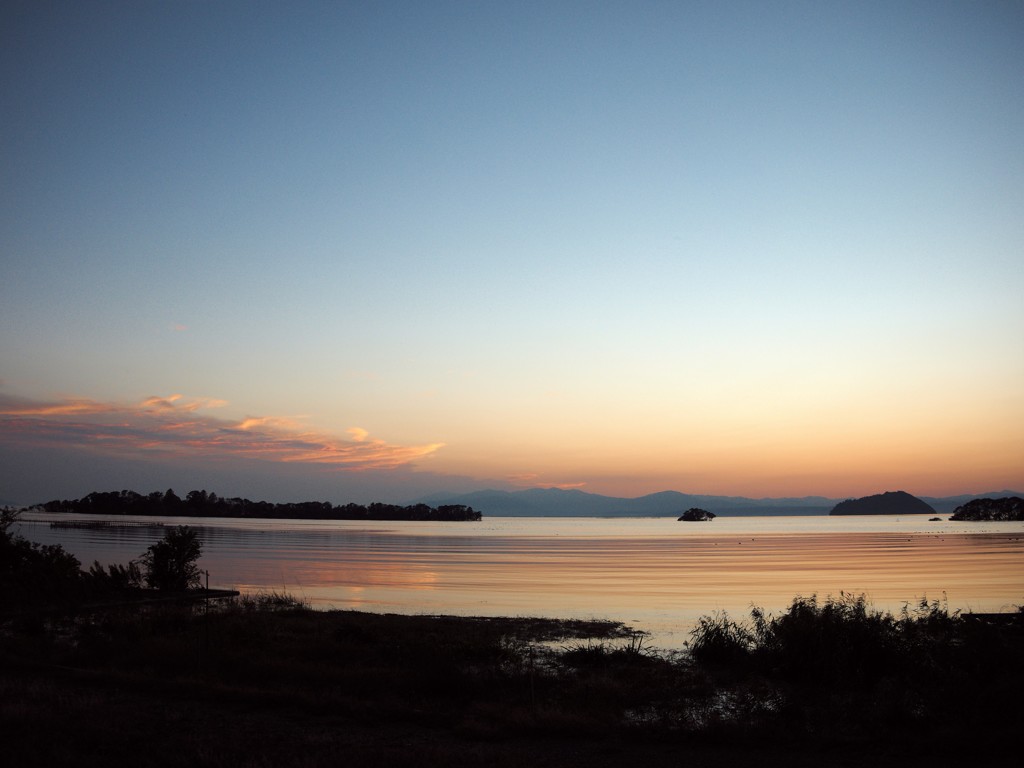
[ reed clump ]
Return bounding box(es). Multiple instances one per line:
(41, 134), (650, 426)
(686, 592), (1023, 749)
(689, 592), (980, 685)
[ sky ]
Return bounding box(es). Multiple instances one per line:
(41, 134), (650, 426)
(2, 1), (1022, 506)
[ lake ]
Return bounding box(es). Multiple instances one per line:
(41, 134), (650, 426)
(17, 513), (1024, 647)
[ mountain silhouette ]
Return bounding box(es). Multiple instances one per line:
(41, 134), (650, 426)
(414, 487), (1019, 518)
(416, 488), (835, 517)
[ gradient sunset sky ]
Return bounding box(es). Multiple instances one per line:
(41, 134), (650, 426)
(2, 1), (1022, 505)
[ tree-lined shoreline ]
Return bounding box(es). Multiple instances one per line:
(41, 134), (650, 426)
(36, 489), (481, 522)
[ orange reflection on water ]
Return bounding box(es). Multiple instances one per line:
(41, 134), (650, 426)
(216, 529), (1023, 647)
(19, 515), (1024, 647)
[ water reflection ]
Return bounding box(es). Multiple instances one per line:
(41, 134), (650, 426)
(17, 514), (1024, 647)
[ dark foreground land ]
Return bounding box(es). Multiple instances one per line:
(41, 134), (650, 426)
(2, 593), (1021, 768)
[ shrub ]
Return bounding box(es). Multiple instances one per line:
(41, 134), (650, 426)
(140, 526), (202, 591)
(84, 560), (142, 593)
(0, 508), (83, 612)
(690, 593), (974, 687)
(755, 593), (904, 684)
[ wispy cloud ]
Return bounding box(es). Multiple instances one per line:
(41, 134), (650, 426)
(0, 394), (444, 471)
(506, 473), (586, 490)
(236, 415), (301, 431)
(141, 394), (229, 412)
(4, 398), (116, 416)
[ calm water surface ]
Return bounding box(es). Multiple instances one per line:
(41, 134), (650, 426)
(18, 513), (1024, 647)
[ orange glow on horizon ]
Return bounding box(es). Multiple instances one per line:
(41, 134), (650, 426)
(1, 389), (1021, 499)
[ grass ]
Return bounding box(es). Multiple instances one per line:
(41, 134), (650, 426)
(1, 592), (1020, 767)
(559, 632), (655, 668)
(235, 588), (311, 612)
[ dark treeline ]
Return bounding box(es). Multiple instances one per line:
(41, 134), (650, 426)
(39, 489), (482, 522)
(950, 496), (1024, 521)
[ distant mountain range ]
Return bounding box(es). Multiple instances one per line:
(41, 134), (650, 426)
(415, 488), (1024, 517)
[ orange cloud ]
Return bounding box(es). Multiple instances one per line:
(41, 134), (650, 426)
(0, 397), (116, 416)
(347, 427), (370, 442)
(236, 415), (301, 431)
(0, 394), (444, 472)
(141, 395), (228, 412)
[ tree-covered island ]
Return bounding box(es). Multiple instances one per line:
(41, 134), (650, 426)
(949, 496), (1024, 521)
(37, 489), (481, 521)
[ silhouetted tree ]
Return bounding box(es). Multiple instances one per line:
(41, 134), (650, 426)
(186, 489), (208, 508)
(140, 526), (202, 591)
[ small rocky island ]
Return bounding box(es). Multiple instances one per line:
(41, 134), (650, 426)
(949, 497), (1024, 521)
(828, 490), (936, 516)
(678, 507), (716, 522)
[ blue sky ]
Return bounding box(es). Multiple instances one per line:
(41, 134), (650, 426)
(2, 1), (1022, 504)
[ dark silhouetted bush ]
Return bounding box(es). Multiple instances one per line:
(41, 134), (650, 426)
(0, 508), (83, 612)
(140, 525), (202, 591)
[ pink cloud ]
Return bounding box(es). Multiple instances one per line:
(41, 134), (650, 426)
(0, 394), (444, 472)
